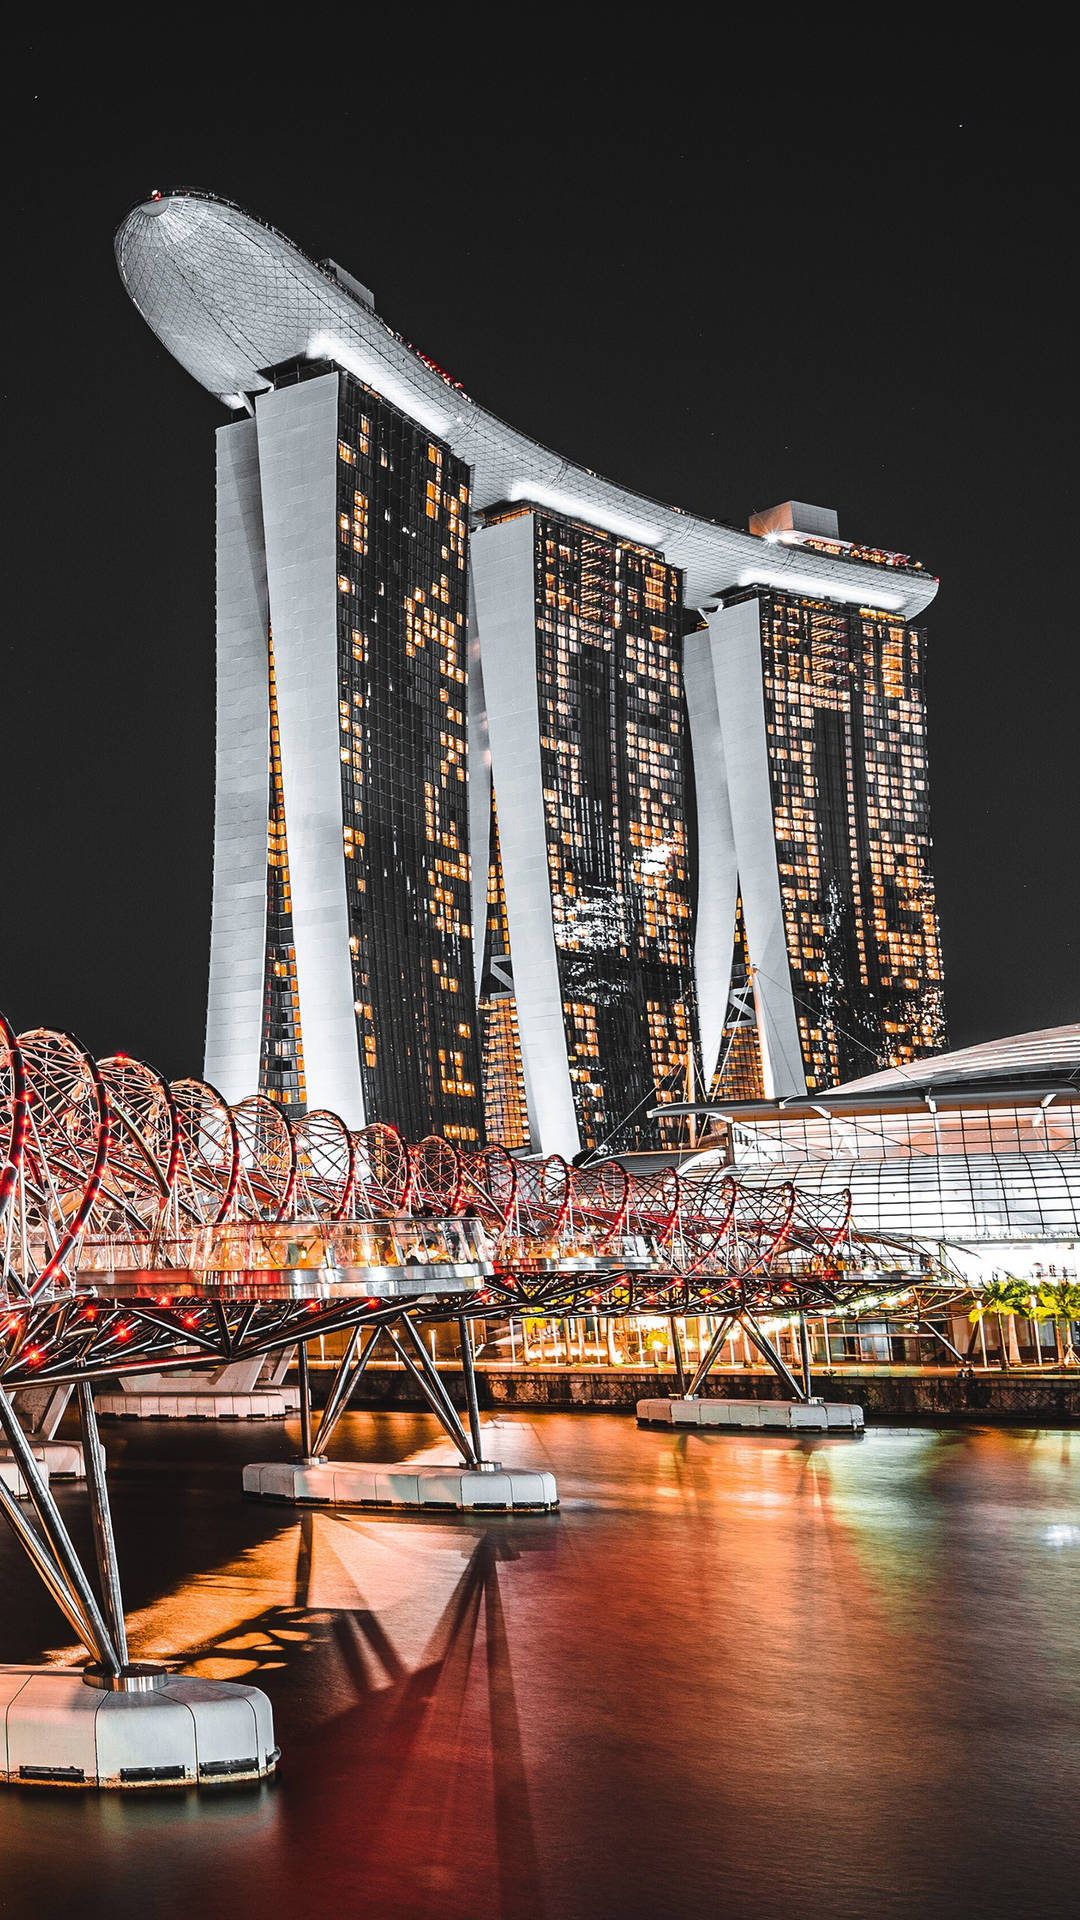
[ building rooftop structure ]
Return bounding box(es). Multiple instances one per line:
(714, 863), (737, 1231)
(826, 1024), (1080, 1097)
(115, 190), (938, 621)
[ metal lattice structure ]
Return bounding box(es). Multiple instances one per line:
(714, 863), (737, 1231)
(1, 1015), (948, 1344)
(0, 1009), (975, 1712)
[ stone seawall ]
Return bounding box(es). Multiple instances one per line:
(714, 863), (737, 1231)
(316, 1364), (1080, 1424)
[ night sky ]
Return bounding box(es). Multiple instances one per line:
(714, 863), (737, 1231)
(3, 53), (1076, 1081)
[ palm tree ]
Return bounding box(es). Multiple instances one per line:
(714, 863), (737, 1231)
(1036, 1280), (1080, 1366)
(969, 1276), (1030, 1368)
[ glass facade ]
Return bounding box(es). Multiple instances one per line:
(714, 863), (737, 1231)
(719, 1032), (1080, 1253)
(478, 799), (531, 1149)
(334, 375), (483, 1143)
(734, 1153), (1080, 1247)
(258, 630), (306, 1110)
(737, 588), (946, 1091)
(710, 893), (764, 1102)
(731, 1096), (1080, 1165)
(486, 509), (696, 1153)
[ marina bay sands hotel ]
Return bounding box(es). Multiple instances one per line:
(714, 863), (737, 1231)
(116, 190), (946, 1155)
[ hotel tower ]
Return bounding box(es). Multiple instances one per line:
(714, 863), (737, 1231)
(115, 192), (946, 1151)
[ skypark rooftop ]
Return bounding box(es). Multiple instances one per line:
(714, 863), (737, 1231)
(115, 189), (938, 619)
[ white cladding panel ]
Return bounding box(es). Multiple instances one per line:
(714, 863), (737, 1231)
(683, 631), (739, 1087)
(255, 375), (365, 1127)
(470, 517), (580, 1158)
(206, 418), (270, 1101)
(466, 566), (491, 1009)
(708, 600), (805, 1098)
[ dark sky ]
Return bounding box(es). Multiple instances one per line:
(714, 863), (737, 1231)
(2, 51), (1076, 1080)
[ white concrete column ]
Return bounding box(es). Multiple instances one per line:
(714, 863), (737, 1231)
(683, 630), (739, 1087)
(470, 518), (580, 1158)
(466, 566), (491, 1009)
(205, 418), (270, 1101)
(707, 599), (805, 1098)
(254, 374), (365, 1127)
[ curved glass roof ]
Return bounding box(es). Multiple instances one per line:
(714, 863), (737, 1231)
(741, 1153), (1080, 1246)
(114, 191), (938, 619)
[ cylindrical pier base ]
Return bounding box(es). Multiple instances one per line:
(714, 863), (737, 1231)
(0, 1666), (278, 1789)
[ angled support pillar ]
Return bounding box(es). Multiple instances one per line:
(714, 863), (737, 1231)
(685, 1316), (736, 1400)
(0, 1383), (121, 1671)
(706, 600), (806, 1098)
(312, 1324), (383, 1455)
(798, 1311), (815, 1401)
(76, 1382), (129, 1668)
(917, 1317), (967, 1366)
(12, 1383), (74, 1442)
(669, 1317), (687, 1396)
(297, 1340), (314, 1461)
(0, 1472), (103, 1657)
(389, 1319), (477, 1467)
(682, 632), (739, 1088)
(740, 1312), (807, 1402)
(256, 375), (366, 1126)
(205, 415), (272, 1099)
(457, 1316), (485, 1464)
(470, 517), (581, 1158)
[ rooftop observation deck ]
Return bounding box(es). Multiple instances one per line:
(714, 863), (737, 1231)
(115, 190), (938, 620)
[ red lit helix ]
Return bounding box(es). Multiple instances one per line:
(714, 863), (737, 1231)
(0, 1008), (857, 1296)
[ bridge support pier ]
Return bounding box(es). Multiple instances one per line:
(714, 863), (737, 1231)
(243, 1311), (559, 1514)
(94, 1353), (299, 1421)
(636, 1311), (864, 1435)
(0, 1383), (278, 1790)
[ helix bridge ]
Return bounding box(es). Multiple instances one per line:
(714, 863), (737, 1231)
(0, 1007), (951, 1481)
(0, 1011), (955, 1787)
(0, 1013), (936, 1380)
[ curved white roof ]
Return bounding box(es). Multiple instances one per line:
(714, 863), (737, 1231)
(115, 191), (938, 619)
(834, 1025), (1080, 1095)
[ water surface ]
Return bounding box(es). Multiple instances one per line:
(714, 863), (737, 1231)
(1, 1412), (1077, 1919)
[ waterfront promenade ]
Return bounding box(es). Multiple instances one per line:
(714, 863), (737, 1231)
(1, 1409), (1078, 1919)
(298, 1356), (1080, 1426)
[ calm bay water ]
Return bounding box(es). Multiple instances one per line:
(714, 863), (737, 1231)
(1, 1410), (1078, 1919)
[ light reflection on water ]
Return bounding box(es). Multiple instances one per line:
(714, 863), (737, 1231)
(1, 1413), (1078, 1920)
